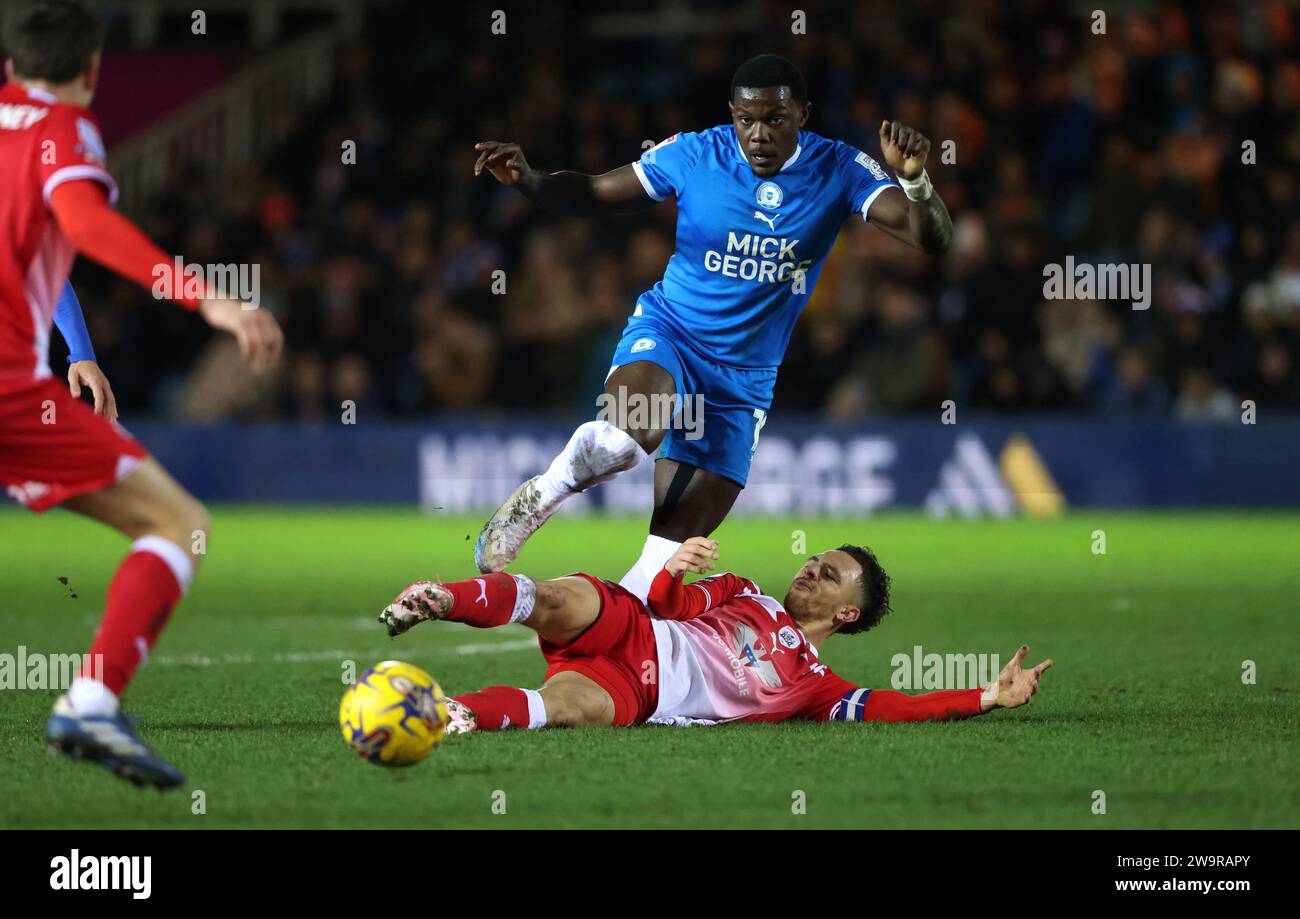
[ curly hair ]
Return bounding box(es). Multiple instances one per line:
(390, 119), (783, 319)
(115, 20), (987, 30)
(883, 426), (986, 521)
(833, 544), (892, 635)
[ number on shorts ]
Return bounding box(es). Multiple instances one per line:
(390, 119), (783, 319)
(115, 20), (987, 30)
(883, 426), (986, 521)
(751, 409), (768, 453)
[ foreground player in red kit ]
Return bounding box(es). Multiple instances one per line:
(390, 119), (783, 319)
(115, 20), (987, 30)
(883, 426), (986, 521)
(1, 2), (283, 787)
(378, 537), (1051, 730)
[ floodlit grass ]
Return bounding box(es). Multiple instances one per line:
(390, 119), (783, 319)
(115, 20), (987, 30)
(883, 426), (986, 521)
(1, 507), (1296, 828)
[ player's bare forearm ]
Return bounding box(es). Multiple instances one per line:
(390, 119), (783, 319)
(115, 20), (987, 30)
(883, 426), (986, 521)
(907, 188), (953, 255)
(519, 168), (650, 217)
(866, 186), (952, 254)
(474, 141), (651, 217)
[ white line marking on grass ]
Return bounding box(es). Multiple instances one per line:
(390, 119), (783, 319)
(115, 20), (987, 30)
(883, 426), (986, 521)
(153, 637), (538, 668)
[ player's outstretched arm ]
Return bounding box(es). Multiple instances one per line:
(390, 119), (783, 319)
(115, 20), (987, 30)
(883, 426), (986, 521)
(49, 180), (283, 373)
(474, 141), (653, 216)
(830, 645), (1051, 723)
(866, 120), (953, 255)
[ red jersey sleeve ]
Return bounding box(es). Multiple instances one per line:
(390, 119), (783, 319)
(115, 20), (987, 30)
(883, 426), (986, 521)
(806, 684), (985, 722)
(49, 181), (201, 310)
(35, 105), (118, 208)
(645, 569), (762, 620)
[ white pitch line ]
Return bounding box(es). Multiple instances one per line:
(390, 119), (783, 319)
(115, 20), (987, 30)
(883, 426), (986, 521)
(153, 637), (538, 668)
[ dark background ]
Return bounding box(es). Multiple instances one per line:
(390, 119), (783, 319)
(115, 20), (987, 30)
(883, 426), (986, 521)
(35, 0), (1300, 422)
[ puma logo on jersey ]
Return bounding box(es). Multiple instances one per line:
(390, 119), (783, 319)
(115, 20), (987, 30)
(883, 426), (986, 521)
(473, 578), (489, 606)
(753, 211), (778, 232)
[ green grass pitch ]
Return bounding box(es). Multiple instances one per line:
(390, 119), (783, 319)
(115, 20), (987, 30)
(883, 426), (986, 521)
(1, 506), (1297, 829)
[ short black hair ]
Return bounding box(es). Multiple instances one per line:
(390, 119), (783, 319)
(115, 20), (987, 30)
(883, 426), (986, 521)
(730, 53), (806, 102)
(833, 544), (892, 635)
(2, 1), (105, 83)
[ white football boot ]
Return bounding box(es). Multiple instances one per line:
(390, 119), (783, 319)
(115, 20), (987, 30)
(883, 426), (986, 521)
(443, 698), (478, 734)
(377, 581), (454, 637)
(474, 420), (640, 572)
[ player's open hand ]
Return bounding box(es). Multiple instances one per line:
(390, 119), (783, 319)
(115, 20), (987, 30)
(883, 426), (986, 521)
(981, 644), (1052, 712)
(474, 141), (531, 186)
(879, 120), (931, 180)
(199, 298), (284, 374)
(67, 359), (118, 421)
(666, 537), (719, 577)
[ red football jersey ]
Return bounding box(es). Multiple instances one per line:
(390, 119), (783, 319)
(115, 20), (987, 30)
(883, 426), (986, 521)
(645, 570), (859, 723)
(0, 82), (117, 386)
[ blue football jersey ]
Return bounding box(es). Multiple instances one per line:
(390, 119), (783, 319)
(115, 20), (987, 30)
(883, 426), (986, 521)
(630, 125), (898, 369)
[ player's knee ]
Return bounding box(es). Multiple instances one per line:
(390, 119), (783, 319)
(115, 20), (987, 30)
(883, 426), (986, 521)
(155, 492), (209, 552)
(543, 695), (580, 726)
(543, 688), (610, 727)
(621, 424), (663, 455)
(185, 498), (212, 545)
(534, 580), (568, 614)
(535, 581), (561, 610)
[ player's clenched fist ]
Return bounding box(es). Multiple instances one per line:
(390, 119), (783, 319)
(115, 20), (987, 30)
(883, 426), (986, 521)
(666, 537), (720, 577)
(198, 298), (284, 374)
(878, 120), (931, 180)
(474, 141), (531, 186)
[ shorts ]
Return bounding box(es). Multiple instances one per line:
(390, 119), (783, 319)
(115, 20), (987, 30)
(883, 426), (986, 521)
(0, 377), (147, 512)
(607, 315), (776, 487)
(538, 574), (660, 726)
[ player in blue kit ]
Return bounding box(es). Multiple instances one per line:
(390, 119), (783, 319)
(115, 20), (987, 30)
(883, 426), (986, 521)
(472, 54), (952, 598)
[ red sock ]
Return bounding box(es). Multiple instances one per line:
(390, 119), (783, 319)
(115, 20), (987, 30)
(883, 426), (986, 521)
(453, 686), (532, 730)
(83, 541), (188, 695)
(442, 572), (530, 628)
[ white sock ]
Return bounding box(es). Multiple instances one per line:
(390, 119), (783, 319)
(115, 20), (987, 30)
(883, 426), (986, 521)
(132, 534), (196, 595)
(619, 534), (683, 602)
(535, 420), (641, 506)
(509, 574), (536, 624)
(67, 676), (119, 717)
(522, 688), (547, 729)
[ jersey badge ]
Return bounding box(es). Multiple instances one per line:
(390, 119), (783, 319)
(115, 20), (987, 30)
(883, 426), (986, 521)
(755, 181), (783, 210)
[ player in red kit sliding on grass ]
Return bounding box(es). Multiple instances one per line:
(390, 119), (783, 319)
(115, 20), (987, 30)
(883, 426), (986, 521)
(0, 1), (283, 788)
(378, 537), (1052, 730)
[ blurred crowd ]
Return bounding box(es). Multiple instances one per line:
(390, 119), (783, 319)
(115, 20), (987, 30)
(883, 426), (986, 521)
(65, 0), (1300, 421)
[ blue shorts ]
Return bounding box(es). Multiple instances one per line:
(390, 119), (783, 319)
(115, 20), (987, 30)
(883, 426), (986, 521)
(607, 317), (776, 487)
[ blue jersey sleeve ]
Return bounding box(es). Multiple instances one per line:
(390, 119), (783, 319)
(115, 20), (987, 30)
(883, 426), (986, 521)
(54, 282), (97, 364)
(837, 142), (899, 221)
(632, 130), (707, 201)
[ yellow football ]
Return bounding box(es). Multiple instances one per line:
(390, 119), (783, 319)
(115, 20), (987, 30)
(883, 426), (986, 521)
(339, 660), (448, 766)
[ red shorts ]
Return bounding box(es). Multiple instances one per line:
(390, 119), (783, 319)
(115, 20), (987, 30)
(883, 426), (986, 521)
(0, 378), (147, 512)
(538, 574), (660, 726)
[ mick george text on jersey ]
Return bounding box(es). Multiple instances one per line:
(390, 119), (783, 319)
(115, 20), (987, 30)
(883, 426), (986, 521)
(705, 231), (813, 284)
